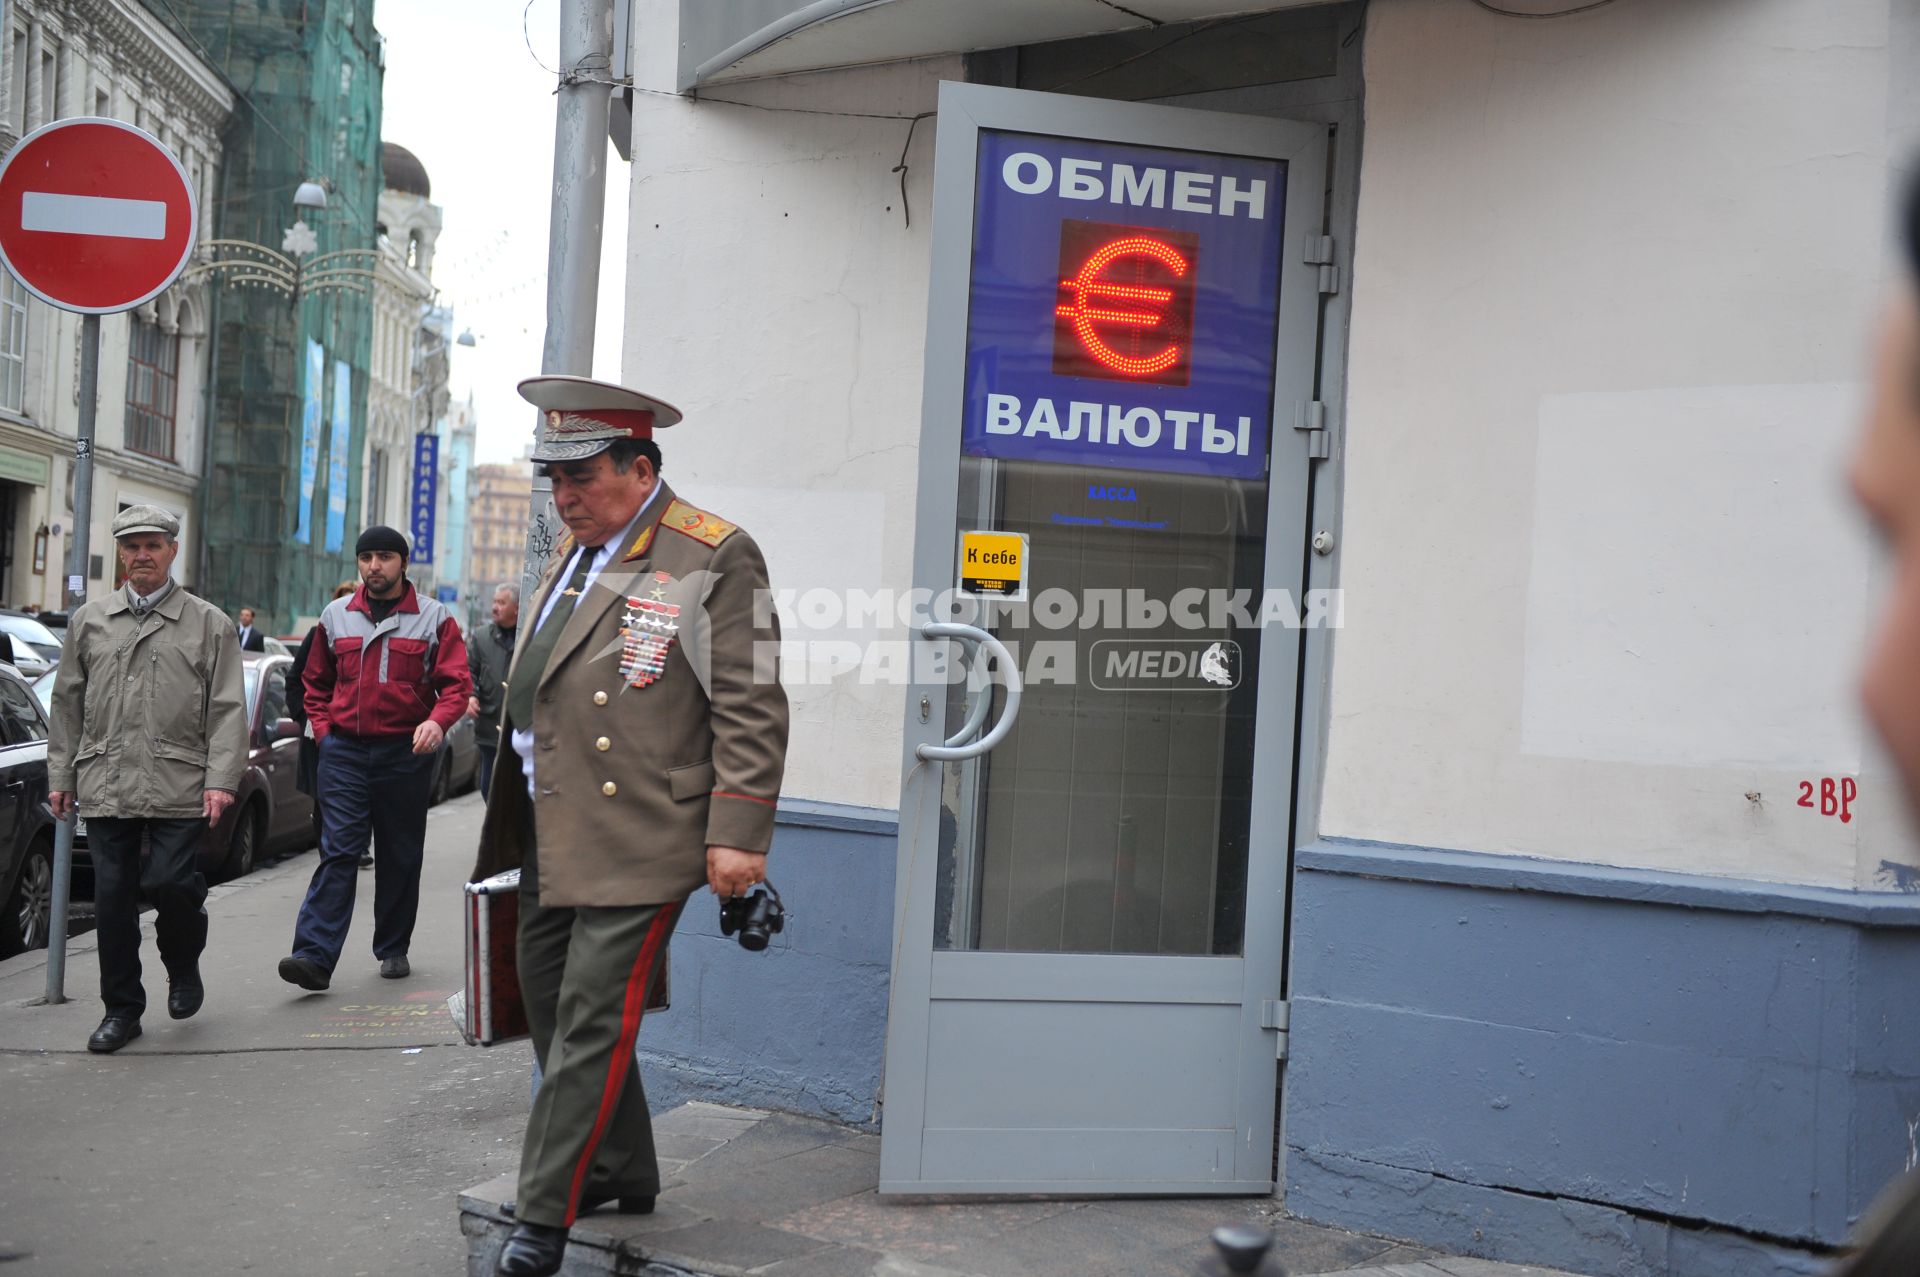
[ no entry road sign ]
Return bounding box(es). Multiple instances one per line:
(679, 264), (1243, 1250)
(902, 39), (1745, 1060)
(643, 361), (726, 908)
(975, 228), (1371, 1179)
(0, 117), (197, 314)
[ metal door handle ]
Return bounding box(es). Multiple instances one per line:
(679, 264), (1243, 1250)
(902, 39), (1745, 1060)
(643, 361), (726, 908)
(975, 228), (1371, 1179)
(915, 622), (1023, 762)
(941, 635), (993, 749)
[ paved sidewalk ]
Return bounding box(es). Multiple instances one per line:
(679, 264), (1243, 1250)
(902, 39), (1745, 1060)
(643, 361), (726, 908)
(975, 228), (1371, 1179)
(459, 1103), (1594, 1277)
(0, 789), (1596, 1277)
(0, 792), (522, 1276)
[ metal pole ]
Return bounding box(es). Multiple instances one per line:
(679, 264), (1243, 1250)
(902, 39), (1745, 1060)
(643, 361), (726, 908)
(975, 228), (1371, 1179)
(522, 0), (612, 591)
(45, 311), (97, 1003)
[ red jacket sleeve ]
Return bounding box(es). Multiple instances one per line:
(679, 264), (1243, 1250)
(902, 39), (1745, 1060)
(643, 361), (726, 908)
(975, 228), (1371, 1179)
(303, 618), (337, 738)
(428, 615), (472, 733)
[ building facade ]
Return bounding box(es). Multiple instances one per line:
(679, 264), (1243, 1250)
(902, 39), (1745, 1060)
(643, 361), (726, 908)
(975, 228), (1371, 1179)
(437, 392), (476, 619)
(366, 143), (438, 552)
(152, 0), (384, 632)
(0, 0), (232, 609)
(610, 2), (1920, 1275)
(465, 458), (530, 624)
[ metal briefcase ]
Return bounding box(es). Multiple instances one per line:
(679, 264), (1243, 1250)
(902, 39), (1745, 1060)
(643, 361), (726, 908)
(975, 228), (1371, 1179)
(457, 868), (671, 1047)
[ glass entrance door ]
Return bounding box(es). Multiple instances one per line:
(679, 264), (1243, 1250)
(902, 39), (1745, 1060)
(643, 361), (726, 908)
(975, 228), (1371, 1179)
(939, 457), (1268, 960)
(880, 84), (1329, 1195)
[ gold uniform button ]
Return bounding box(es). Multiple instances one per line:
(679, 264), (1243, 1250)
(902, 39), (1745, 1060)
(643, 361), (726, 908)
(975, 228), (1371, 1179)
(595, 736), (611, 752)
(602, 781), (618, 797)
(593, 690), (608, 706)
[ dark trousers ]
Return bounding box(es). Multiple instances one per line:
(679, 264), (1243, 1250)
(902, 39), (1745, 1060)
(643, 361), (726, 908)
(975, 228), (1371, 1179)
(290, 733), (434, 972)
(514, 829), (681, 1228)
(89, 816), (208, 1019)
(476, 741), (497, 801)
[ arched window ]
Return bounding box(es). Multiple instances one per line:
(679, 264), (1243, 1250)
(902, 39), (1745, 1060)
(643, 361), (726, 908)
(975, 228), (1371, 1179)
(126, 317), (179, 459)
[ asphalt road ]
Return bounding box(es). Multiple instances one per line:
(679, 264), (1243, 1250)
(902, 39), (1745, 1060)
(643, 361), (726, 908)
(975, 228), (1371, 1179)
(0, 791), (535, 1276)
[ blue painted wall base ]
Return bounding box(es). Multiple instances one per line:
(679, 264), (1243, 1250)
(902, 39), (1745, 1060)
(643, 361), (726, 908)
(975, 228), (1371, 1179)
(1285, 840), (1920, 1277)
(640, 800), (897, 1128)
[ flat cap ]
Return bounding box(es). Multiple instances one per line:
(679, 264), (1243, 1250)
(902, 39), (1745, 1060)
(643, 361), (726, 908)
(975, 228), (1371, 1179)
(112, 503), (178, 539)
(518, 375), (682, 465)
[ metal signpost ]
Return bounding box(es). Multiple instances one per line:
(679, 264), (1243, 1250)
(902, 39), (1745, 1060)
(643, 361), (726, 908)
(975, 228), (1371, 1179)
(0, 117), (198, 1003)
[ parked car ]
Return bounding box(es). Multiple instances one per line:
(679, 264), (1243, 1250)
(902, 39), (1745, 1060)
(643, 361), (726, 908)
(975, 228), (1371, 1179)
(199, 652), (319, 878)
(0, 610), (60, 679)
(432, 710), (480, 805)
(34, 611), (66, 646)
(0, 663), (60, 956)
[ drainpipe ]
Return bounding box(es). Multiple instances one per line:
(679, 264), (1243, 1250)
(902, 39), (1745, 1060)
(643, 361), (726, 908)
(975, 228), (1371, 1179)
(521, 0), (611, 593)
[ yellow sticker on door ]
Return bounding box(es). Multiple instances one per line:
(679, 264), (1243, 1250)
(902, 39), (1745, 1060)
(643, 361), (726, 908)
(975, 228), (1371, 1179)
(958, 531), (1029, 602)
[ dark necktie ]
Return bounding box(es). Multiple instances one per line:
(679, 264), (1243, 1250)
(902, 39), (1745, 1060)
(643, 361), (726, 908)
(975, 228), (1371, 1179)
(504, 546), (597, 730)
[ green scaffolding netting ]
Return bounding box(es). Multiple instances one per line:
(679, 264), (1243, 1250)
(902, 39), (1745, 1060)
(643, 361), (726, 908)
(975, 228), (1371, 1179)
(146, 0), (384, 630)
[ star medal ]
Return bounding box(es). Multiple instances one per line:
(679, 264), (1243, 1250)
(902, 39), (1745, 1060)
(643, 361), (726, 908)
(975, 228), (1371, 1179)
(620, 572), (680, 688)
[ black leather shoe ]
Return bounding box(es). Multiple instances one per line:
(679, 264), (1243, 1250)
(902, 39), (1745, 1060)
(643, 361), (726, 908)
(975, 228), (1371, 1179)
(277, 956), (330, 991)
(167, 968), (204, 1020)
(87, 1015), (141, 1053)
(379, 955), (410, 979)
(494, 1222), (568, 1277)
(501, 1193), (654, 1219)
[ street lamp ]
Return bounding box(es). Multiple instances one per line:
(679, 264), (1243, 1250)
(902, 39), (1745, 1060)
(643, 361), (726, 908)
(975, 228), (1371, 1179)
(180, 176), (390, 302)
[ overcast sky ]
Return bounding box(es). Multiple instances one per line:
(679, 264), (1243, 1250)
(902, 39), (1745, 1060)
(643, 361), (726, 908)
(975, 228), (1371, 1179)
(375, 0), (630, 464)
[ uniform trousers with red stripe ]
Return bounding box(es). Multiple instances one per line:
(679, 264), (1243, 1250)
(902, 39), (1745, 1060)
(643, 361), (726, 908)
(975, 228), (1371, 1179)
(514, 833), (682, 1229)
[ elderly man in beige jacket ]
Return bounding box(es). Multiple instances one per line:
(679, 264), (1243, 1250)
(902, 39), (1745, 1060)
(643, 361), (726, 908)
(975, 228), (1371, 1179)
(48, 505), (248, 1054)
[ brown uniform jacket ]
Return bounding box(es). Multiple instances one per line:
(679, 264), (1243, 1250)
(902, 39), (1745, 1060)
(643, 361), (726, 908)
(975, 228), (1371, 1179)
(470, 482), (789, 907)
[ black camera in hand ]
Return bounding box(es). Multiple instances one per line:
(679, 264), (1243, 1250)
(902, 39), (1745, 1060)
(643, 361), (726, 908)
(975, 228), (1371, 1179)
(719, 882), (785, 951)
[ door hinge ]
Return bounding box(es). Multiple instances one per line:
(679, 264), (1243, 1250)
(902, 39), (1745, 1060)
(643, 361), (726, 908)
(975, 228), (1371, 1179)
(1293, 401), (1332, 461)
(1304, 234), (1340, 294)
(1261, 999), (1290, 1061)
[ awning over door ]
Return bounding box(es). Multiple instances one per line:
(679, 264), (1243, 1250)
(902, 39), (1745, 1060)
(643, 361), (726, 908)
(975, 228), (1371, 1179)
(678, 0), (1332, 90)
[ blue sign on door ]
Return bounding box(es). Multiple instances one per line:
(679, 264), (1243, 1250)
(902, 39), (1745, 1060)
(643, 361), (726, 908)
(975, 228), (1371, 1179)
(962, 131), (1287, 480)
(411, 432), (438, 564)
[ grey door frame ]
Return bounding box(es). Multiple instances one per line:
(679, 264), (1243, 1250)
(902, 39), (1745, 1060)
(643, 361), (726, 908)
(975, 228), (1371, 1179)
(880, 80), (1331, 1195)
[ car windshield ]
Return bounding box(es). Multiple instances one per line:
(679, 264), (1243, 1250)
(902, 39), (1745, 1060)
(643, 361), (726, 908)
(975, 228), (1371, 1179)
(245, 666), (259, 713)
(30, 669), (53, 714)
(0, 614), (60, 657)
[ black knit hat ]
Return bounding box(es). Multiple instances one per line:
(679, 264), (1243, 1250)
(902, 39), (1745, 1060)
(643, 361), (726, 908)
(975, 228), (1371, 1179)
(355, 525), (409, 558)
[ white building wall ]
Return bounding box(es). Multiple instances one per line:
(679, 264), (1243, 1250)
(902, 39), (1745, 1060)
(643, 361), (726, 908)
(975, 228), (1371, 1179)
(1320, 0), (1908, 889)
(623, 5), (948, 809)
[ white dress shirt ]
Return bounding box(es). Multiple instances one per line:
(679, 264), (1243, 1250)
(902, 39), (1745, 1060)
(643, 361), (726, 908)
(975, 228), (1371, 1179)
(510, 485), (662, 799)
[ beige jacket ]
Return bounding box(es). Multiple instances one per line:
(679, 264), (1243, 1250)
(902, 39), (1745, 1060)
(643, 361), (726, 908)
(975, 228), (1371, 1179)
(470, 482), (789, 907)
(48, 583), (249, 818)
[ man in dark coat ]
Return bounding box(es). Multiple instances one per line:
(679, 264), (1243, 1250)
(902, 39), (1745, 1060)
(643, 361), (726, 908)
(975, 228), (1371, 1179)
(465, 582), (519, 798)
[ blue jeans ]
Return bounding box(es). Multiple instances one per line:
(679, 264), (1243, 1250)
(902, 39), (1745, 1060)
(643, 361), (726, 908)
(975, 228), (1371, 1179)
(290, 733), (434, 972)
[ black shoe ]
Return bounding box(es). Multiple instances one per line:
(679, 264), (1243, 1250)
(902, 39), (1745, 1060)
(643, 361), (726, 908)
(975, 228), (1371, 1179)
(500, 1193), (654, 1219)
(87, 1015), (141, 1054)
(277, 956), (330, 991)
(358, 853), (374, 869)
(166, 970), (204, 1020)
(379, 955), (410, 979)
(494, 1223), (568, 1277)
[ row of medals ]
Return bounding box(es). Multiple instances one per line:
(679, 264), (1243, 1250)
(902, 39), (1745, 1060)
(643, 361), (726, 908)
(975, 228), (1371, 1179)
(621, 572), (680, 688)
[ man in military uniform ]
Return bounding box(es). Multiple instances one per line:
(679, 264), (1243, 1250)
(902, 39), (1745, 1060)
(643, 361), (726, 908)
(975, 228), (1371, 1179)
(472, 375), (788, 1277)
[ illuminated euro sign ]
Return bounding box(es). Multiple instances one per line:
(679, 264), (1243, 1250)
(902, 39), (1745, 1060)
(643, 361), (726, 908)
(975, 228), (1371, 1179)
(1054, 235), (1190, 377)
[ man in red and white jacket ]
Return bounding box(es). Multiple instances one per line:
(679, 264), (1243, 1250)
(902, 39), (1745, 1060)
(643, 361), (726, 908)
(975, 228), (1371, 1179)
(279, 525), (471, 991)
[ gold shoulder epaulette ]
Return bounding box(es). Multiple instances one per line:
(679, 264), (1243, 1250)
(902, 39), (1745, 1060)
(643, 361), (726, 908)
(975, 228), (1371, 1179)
(661, 498), (738, 549)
